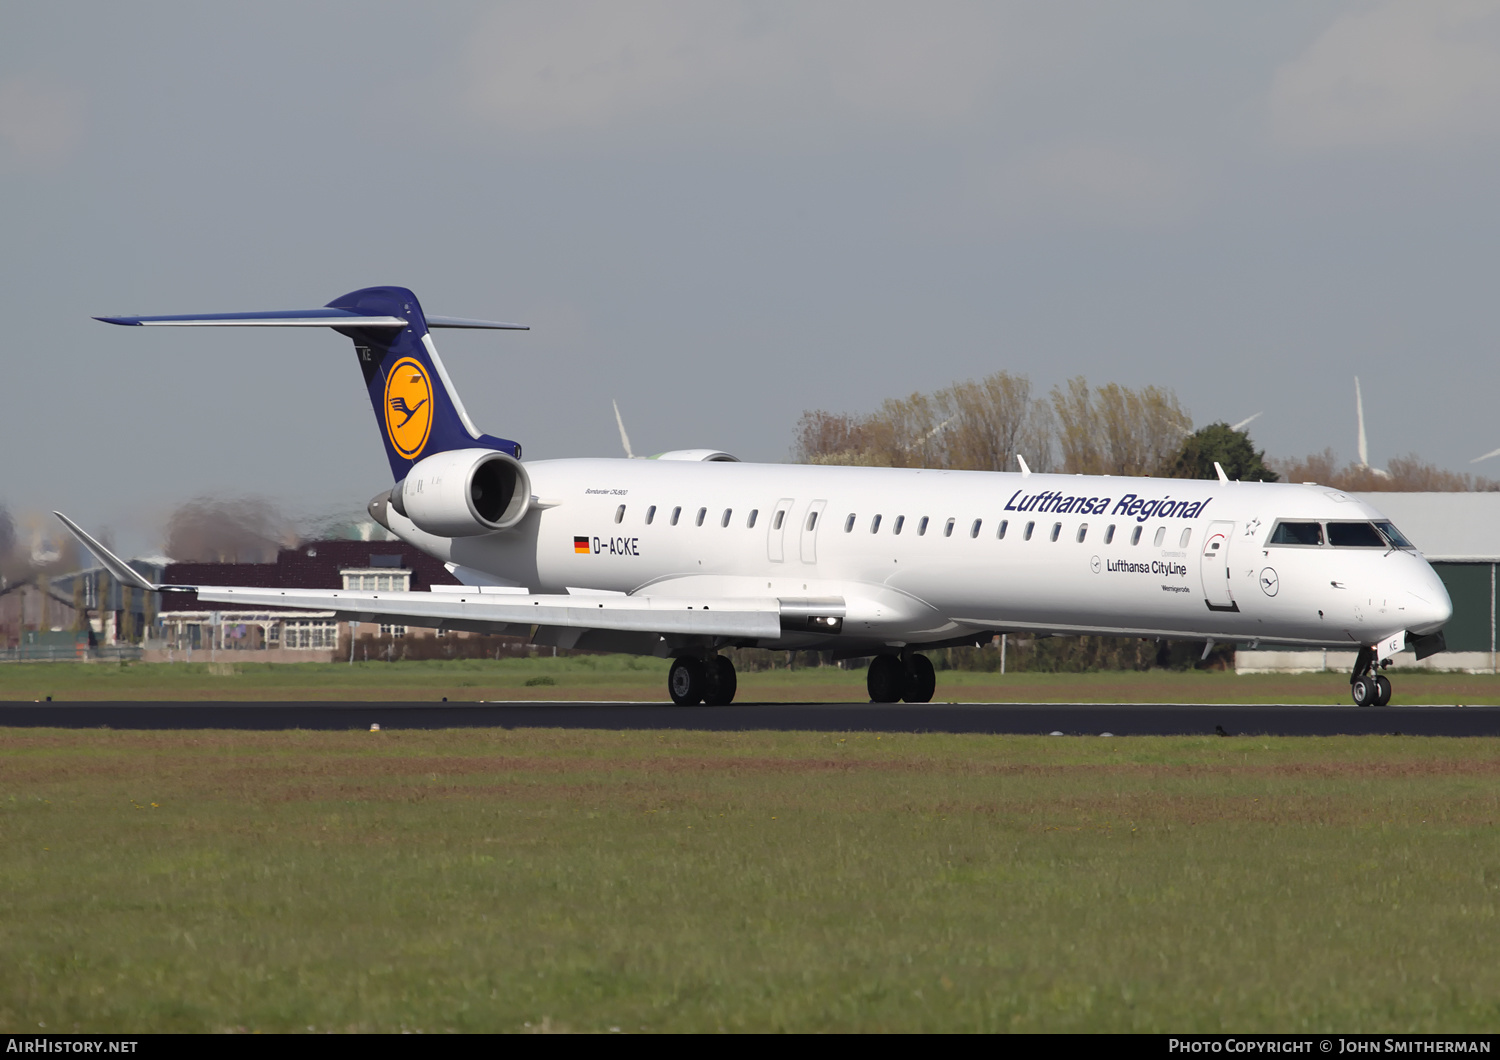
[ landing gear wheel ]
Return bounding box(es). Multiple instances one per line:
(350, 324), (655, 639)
(703, 655), (738, 706)
(1351, 675), (1377, 707)
(903, 654), (936, 703)
(867, 655), (904, 703)
(669, 656), (706, 705)
(1374, 674), (1392, 706)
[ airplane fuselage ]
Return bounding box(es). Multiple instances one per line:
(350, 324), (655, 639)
(382, 458), (1452, 654)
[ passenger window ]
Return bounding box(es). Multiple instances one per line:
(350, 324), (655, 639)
(747, 509), (758, 528)
(671, 506), (682, 526)
(1179, 528), (1191, 548)
(1076, 523), (1088, 543)
(997, 519), (1008, 540)
(1104, 524), (1115, 544)
(1269, 521), (1323, 546)
(893, 516), (905, 535)
(871, 515), (882, 533)
(1130, 526), (1142, 546)
(844, 514), (856, 533)
(1153, 527), (1166, 547)
(970, 519), (982, 539)
(806, 511), (818, 531)
(721, 509), (732, 528)
(615, 505), (625, 524)
(696, 508), (707, 527)
(645, 505), (656, 525)
(918, 517), (929, 536)
(1328, 522), (1386, 547)
(773, 510), (785, 531)
(944, 518), (955, 538)
(1024, 521), (1035, 541)
(1050, 523), (1062, 542)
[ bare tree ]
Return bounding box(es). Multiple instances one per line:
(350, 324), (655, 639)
(165, 496), (298, 563)
(1052, 379), (1191, 476)
(795, 370), (1054, 473)
(935, 372), (1049, 473)
(1272, 451), (1500, 492)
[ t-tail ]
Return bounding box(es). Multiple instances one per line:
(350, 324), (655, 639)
(96, 285), (526, 479)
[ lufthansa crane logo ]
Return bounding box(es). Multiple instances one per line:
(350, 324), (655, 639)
(383, 357), (433, 460)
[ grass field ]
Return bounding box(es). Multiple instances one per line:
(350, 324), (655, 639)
(3, 657), (1500, 704)
(3, 727), (1499, 1032)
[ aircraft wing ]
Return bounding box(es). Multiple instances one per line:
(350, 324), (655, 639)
(53, 511), (782, 640)
(188, 584), (782, 639)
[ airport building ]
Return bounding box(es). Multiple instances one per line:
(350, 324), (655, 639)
(152, 540), (467, 662)
(1236, 492), (1500, 674)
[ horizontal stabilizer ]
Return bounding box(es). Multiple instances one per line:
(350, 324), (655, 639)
(425, 316), (529, 330)
(95, 309), (528, 330)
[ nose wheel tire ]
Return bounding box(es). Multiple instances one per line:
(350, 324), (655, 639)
(669, 657), (706, 705)
(1351, 674), (1393, 707)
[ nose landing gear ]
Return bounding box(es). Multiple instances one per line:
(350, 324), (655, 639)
(1350, 646), (1394, 707)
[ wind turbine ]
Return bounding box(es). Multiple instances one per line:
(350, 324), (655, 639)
(1471, 447), (1500, 465)
(1230, 411), (1262, 432)
(1354, 377), (1392, 479)
(612, 399), (638, 459)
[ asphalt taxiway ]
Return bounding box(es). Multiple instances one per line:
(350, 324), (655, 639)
(1, 701), (1498, 736)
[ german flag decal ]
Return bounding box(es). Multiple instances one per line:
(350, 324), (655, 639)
(574, 536), (590, 554)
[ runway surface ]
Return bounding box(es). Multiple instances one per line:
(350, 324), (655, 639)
(2, 701), (1499, 736)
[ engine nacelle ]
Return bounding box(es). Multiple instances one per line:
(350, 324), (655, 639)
(388, 448), (532, 537)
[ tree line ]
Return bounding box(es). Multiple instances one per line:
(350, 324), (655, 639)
(794, 369), (1495, 491)
(791, 370), (1494, 672)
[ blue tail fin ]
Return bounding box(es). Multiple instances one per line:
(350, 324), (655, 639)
(325, 286), (522, 477)
(96, 285), (526, 479)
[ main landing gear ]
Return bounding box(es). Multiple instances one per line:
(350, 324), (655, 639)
(668, 653), (738, 706)
(1350, 645), (1393, 707)
(867, 652), (936, 704)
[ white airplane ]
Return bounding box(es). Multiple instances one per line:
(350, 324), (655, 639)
(62, 286), (1452, 708)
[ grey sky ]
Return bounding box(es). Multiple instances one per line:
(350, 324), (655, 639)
(4, 1), (1499, 554)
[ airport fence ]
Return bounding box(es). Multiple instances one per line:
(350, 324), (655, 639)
(0, 645), (144, 664)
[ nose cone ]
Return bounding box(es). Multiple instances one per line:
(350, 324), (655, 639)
(1405, 563), (1453, 635)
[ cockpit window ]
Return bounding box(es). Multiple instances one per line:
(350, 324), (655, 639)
(1327, 521), (1387, 548)
(1269, 521), (1323, 546)
(1374, 521), (1414, 550)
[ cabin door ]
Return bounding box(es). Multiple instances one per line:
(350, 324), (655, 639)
(800, 500), (827, 564)
(1200, 520), (1237, 611)
(767, 498), (794, 562)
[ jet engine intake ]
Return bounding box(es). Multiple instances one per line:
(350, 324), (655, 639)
(387, 448), (532, 536)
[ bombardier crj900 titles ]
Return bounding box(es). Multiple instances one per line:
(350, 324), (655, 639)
(62, 286), (1452, 707)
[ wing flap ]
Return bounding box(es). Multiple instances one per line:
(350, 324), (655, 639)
(190, 585), (783, 639)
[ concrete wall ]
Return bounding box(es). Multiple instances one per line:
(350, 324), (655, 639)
(1236, 649), (1497, 675)
(140, 647), (338, 664)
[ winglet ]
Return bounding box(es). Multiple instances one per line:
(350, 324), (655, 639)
(1214, 461), (1230, 484)
(1017, 454), (1032, 478)
(53, 512), (161, 592)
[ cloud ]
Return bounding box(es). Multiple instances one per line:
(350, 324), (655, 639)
(935, 142), (1198, 234)
(0, 76), (85, 170)
(1269, 0), (1500, 150)
(457, 1), (1019, 141)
